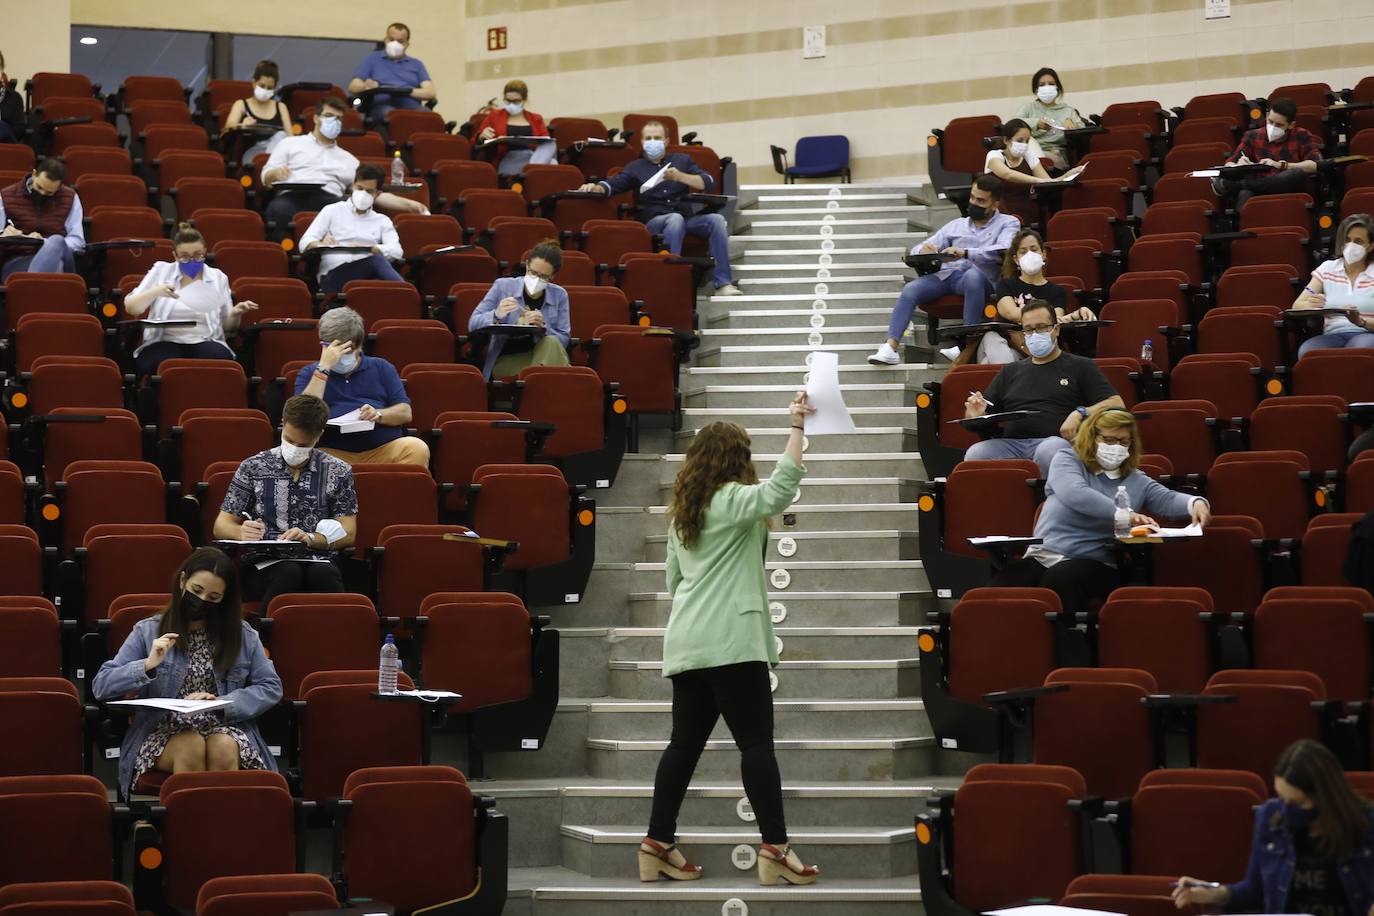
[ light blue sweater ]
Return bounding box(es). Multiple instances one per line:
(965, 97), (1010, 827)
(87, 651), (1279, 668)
(1032, 450), (1201, 566)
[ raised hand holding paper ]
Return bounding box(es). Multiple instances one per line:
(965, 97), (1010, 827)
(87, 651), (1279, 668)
(803, 351), (856, 436)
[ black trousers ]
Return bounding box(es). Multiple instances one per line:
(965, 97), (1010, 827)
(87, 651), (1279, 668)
(1350, 428), (1374, 464)
(1218, 167), (1308, 211)
(648, 661), (787, 845)
(247, 560), (344, 610)
(992, 556), (1121, 613)
(264, 189), (343, 239)
(134, 340), (235, 379)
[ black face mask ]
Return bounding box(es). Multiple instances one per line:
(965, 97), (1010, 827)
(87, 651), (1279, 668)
(181, 591), (219, 623)
(967, 204), (991, 221)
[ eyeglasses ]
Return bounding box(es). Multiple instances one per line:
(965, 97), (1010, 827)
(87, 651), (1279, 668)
(1021, 324), (1055, 334)
(1096, 434), (1132, 446)
(174, 252), (206, 263)
(526, 267), (555, 281)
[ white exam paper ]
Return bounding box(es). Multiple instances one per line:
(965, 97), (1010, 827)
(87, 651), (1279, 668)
(110, 698), (232, 714)
(1129, 522), (1204, 539)
(639, 162), (673, 191)
(328, 408), (375, 434)
(395, 689), (463, 702)
(986, 906), (1125, 916)
(803, 351), (856, 436)
(1189, 169), (1222, 178)
(969, 536), (1042, 546)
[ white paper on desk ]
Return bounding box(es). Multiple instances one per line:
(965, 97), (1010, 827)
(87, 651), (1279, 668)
(802, 351), (856, 436)
(969, 536), (1041, 546)
(986, 906), (1126, 916)
(639, 162), (672, 191)
(1135, 522), (1204, 538)
(394, 689), (463, 701)
(110, 698), (231, 714)
(1189, 169), (1222, 178)
(328, 407), (375, 434)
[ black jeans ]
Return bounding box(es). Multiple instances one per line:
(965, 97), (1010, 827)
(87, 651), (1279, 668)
(992, 556), (1121, 613)
(1218, 166), (1308, 211)
(264, 189), (342, 239)
(1351, 428), (1374, 465)
(247, 559), (344, 610)
(648, 661), (787, 845)
(134, 340), (235, 379)
(319, 253), (404, 294)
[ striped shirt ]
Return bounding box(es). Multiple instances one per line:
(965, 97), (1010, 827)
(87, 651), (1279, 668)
(1310, 258), (1374, 334)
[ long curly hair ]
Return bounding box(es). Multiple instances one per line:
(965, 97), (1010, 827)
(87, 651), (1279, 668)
(669, 422), (759, 549)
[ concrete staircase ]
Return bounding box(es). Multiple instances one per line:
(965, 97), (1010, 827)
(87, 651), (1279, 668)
(492, 181), (961, 915)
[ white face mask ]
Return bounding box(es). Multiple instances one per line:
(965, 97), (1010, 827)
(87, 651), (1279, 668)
(1096, 442), (1130, 471)
(253, 85), (274, 102)
(1266, 122), (1286, 143)
(385, 40), (406, 59)
(1037, 84), (1059, 103)
(504, 101), (524, 116)
(280, 437), (313, 467)
(524, 274), (548, 296)
(318, 115), (342, 140)
(1345, 241), (1368, 265)
(351, 188), (374, 212)
(1018, 250), (1045, 275)
(1009, 140), (1030, 158)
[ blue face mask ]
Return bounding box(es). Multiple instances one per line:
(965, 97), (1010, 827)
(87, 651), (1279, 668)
(642, 139), (666, 161)
(178, 259), (205, 279)
(1026, 330), (1055, 358)
(332, 351), (359, 374)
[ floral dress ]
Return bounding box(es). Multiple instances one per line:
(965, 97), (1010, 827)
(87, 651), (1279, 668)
(130, 629), (266, 790)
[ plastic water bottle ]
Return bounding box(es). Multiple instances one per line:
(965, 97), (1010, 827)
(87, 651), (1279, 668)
(1140, 338), (1154, 365)
(390, 150), (406, 186)
(1114, 486), (1132, 538)
(379, 635), (399, 695)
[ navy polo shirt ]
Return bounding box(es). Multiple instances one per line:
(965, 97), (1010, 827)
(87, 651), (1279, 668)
(353, 51), (429, 111)
(294, 355), (408, 452)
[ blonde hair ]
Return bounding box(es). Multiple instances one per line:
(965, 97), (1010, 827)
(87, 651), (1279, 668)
(1073, 407), (1143, 476)
(668, 422), (759, 549)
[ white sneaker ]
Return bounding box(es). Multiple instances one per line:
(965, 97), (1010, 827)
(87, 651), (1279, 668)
(867, 343), (901, 366)
(939, 346), (960, 361)
(715, 283), (744, 296)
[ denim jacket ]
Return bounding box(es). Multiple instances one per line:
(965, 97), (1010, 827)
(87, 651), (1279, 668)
(91, 616), (282, 798)
(1227, 797), (1374, 916)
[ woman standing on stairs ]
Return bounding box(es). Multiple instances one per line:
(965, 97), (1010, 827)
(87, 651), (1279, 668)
(639, 393), (822, 887)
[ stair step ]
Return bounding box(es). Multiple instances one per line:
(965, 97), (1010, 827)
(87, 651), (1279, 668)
(739, 206), (927, 223)
(631, 558), (927, 593)
(695, 345), (919, 369)
(607, 658), (921, 702)
(561, 824), (917, 880)
(685, 382), (916, 408)
(583, 700), (928, 743)
(520, 873), (922, 916)
(733, 234), (924, 252)
(732, 261), (913, 276)
(627, 591), (928, 628)
(707, 307), (901, 330)
(680, 406), (917, 431)
(656, 476), (919, 506)
(643, 529), (919, 562)
(736, 246), (908, 264)
(684, 363), (941, 387)
(609, 627), (922, 663)
(676, 425), (917, 452)
(734, 276), (904, 295)
(587, 733), (932, 779)
(661, 453), (926, 481)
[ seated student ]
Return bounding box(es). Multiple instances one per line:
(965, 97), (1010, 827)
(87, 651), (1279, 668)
(0, 50), (20, 144)
(213, 395), (357, 607)
(92, 547), (283, 801)
(976, 228), (1093, 365)
(1174, 739), (1374, 916)
(1214, 97), (1320, 209)
(1293, 213), (1374, 357)
(1011, 67), (1083, 172)
(578, 121), (742, 296)
(469, 240), (571, 379)
(261, 97), (427, 233)
(992, 406), (1210, 612)
(0, 157), (85, 278)
(294, 306), (430, 466)
(962, 298), (1123, 474)
(347, 21), (437, 122)
(123, 223), (259, 378)
(222, 59), (292, 160)
(868, 175), (1019, 366)
(984, 120), (1083, 229)
(474, 79), (558, 177)
(299, 164), (404, 294)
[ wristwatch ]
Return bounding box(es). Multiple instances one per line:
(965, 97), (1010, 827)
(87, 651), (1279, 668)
(1075, 406), (1089, 419)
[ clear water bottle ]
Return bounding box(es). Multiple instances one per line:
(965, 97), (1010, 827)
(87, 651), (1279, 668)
(1114, 485), (1132, 538)
(390, 150), (406, 186)
(379, 634), (399, 694)
(1140, 338), (1154, 365)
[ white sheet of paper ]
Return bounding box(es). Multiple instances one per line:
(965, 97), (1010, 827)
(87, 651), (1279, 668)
(217, 539), (298, 546)
(394, 689), (463, 701)
(110, 698), (232, 714)
(639, 162), (673, 191)
(969, 536), (1041, 546)
(986, 906), (1126, 916)
(1189, 169), (1222, 178)
(802, 351), (857, 436)
(328, 407), (375, 434)
(1129, 522), (1204, 539)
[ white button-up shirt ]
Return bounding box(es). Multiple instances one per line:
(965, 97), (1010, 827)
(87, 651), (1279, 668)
(299, 200), (402, 278)
(262, 133), (359, 198)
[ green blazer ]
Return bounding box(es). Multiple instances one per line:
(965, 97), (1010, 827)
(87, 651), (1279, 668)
(662, 453), (806, 677)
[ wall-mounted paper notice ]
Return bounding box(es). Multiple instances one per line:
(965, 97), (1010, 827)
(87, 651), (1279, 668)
(802, 351), (856, 436)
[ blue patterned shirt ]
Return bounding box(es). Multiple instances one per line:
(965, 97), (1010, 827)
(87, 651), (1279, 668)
(219, 447), (357, 558)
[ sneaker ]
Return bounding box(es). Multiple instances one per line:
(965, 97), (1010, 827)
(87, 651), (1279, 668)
(715, 283), (744, 296)
(867, 343), (901, 366)
(939, 346), (960, 361)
